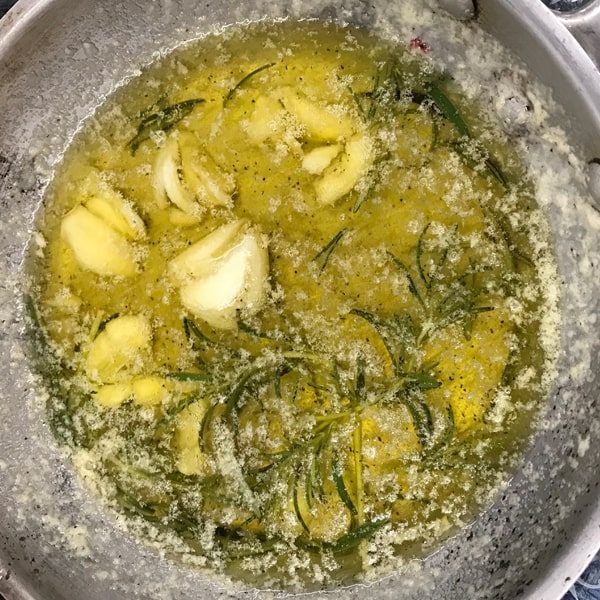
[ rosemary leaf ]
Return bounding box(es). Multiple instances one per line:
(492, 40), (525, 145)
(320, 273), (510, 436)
(403, 371), (441, 390)
(312, 229), (348, 275)
(305, 460), (315, 510)
(97, 312), (120, 335)
(332, 452), (358, 516)
(199, 401), (219, 451)
(312, 445), (326, 501)
(398, 393), (434, 447)
(184, 317), (210, 344)
(352, 422), (364, 523)
(223, 62), (276, 107)
(485, 157), (508, 187)
(128, 98), (205, 154)
(224, 366), (261, 418)
(355, 357), (366, 403)
(293, 474), (310, 534)
(273, 364), (293, 400)
(329, 518), (388, 553)
(386, 252), (426, 309)
(353, 194), (368, 213)
(416, 223), (432, 290)
(24, 294), (60, 375)
(236, 320), (280, 341)
(349, 309), (396, 363)
(274, 373), (284, 401)
(451, 141), (507, 188)
(348, 85), (368, 122)
(425, 82), (470, 138)
(331, 360), (348, 399)
(471, 306), (495, 314)
(306, 455), (326, 507)
(115, 484), (164, 521)
(424, 404), (456, 459)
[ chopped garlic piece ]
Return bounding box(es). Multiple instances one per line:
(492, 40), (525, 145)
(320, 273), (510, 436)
(80, 170), (146, 240)
(85, 314), (152, 383)
(244, 95), (287, 145)
(60, 205), (137, 277)
(94, 382), (134, 408)
(174, 400), (210, 475)
(179, 132), (235, 207)
(93, 377), (168, 408)
(313, 133), (374, 206)
(153, 135), (197, 213)
(132, 376), (169, 407)
(84, 196), (145, 244)
(168, 207), (202, 227)
(302, 144), (342, 175)
(154, 133), (235, 216)
(279, 88), (356, 142)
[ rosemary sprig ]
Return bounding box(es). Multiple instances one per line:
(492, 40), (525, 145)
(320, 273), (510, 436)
(388, 223), (495, 343)
(348, 60), (399, 124)
(127, 98), (205, 154)
(386, 253), (426, 309)
(237, 320), (269, 339)
(424, 405), (456, 459)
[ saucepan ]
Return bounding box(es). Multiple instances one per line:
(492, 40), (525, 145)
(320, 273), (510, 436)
(0, 0), (599, 598)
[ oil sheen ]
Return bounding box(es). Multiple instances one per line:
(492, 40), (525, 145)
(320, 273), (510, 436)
(30, 21), (560, 590)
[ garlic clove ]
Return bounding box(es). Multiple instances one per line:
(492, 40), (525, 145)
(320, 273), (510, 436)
(169, 219), (245, 284)
(81, 172), (146, 241)
(177, 233), (269, 329)
(179, 241), (249, 329)
(238, 234), (270, 310)
(243, 95), (287, 145)
(61, 205), (138, 277)
(132, 376), (169, 407)
(153, 134), (197, 213)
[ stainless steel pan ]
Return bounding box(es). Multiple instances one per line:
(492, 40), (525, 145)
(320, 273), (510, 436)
(0, 1), (599, 598)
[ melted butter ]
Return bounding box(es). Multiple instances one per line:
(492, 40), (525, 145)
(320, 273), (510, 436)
(31, 21), (560, 591)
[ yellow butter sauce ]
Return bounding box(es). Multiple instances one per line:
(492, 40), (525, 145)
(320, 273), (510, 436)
(30, 20), (559, 590)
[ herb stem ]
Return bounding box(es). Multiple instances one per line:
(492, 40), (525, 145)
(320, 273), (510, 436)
(353, 422), (364, 526)
(223, 62), (276, 107)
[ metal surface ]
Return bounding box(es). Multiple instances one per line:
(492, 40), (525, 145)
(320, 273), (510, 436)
(543, 0), (597, 13)
(0, 1), (598, 600)
(556, 2), (600, 67)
